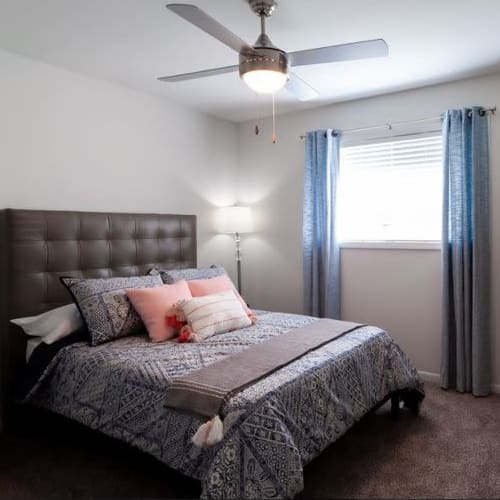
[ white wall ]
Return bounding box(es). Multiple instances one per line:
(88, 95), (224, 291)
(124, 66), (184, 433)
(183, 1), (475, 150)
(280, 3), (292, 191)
(0, 49), (239, 274)
(237, 73), (500, 388)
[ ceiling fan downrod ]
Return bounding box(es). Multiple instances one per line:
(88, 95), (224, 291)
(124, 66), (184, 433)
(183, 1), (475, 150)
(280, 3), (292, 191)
(248, 0), (277, 48)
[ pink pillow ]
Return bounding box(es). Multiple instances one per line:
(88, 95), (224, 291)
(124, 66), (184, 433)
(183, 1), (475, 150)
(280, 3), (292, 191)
(187, 275), (253, 316)
(126, 280), (192, 342)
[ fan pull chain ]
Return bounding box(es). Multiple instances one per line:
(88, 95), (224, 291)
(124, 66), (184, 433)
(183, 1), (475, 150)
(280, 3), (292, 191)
(254, 92), (261, 135)
(272, 93), (278, 144)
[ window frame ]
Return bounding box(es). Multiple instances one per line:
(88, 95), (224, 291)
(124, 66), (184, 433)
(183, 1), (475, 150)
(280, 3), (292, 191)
(340, 240), (441, 250)
(337, 129), (443, 251)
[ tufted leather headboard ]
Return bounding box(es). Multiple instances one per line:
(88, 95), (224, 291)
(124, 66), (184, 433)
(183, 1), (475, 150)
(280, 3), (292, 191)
(0, 209), (197, 431)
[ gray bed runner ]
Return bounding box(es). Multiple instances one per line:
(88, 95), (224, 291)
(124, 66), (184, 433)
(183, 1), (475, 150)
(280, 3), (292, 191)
(165, 318), (362, 418)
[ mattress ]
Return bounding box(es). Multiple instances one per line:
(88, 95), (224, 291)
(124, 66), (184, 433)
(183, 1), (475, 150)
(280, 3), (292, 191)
(24, 310), (424, 499)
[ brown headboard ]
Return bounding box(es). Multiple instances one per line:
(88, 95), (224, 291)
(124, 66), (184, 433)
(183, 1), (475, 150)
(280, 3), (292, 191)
(0, 209), (197, 431)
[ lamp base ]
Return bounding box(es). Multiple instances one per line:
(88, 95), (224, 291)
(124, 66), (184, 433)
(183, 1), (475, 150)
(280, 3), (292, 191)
(236, 258), (242, 294)
(235, 232), (242, 294)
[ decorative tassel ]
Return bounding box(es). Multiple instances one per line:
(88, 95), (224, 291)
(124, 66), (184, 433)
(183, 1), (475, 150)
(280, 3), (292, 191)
(178, 325), (193, 343)
(165, 315), (177, 327)
(192, 415), (224, 448)
(190, 332), (201, 343)
(174, 301), (186, 322)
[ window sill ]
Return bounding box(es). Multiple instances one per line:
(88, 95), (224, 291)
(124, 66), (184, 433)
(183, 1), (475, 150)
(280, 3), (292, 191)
(340, 240), (441, 250)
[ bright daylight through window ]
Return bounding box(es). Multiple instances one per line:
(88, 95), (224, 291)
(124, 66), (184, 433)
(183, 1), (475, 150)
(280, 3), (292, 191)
(337, 133), (443, 243)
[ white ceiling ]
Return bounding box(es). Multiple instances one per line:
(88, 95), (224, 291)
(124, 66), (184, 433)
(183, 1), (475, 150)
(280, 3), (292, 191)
(1, 0), (500, 122)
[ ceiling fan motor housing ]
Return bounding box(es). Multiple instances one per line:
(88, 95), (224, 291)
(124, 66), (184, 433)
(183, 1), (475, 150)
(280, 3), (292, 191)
(241, 1), (288, 81)
(239, 47), (289, 79)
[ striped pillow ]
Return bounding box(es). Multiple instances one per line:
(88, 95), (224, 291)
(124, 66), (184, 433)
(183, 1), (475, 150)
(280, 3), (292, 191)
(179, 290), (251, 341)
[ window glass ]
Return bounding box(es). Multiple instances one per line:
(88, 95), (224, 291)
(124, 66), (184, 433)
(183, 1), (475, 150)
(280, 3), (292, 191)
(337, 134), (443, 242)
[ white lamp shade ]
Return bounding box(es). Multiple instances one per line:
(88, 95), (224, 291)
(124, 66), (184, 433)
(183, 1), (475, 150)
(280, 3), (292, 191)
(242, 69), (288, 94)
(217, 206), (254, 234)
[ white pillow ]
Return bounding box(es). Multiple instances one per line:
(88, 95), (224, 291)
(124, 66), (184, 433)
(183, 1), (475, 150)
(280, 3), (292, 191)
(26, 337), (43, 362)
(179, 290), (252, 342)
(11, 303), (84, 345)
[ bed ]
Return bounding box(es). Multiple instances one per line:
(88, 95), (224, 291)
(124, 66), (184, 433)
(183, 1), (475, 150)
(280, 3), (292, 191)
(0, 208), (424, 499)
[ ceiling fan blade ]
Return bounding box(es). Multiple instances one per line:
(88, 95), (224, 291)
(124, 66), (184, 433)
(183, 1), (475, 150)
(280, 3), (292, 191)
(167, 4), (256, 55)
(286, 72), (320, 101)
(158, 64), (239, 82)
(290, 39), (389, 67)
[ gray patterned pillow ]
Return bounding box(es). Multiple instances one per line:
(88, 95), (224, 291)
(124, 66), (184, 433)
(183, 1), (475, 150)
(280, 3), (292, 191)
(61, 275), (163, 346)
(150, 265), (227, 285)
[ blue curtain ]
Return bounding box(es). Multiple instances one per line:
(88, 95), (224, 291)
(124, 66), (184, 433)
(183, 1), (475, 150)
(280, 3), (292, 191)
(441, 107), (490, 396)
(303, 129), (341, 318)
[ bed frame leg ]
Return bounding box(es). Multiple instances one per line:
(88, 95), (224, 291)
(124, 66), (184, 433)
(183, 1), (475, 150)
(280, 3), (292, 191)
(403, 391), (421, 416)
(390, 393), (400, 419)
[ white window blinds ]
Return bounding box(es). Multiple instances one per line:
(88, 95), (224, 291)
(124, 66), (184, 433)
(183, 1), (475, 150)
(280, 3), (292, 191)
(337, 133), (443, 242)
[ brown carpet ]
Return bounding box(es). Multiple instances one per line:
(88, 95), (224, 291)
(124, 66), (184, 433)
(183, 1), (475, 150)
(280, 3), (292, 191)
(0, 382), (499, 499)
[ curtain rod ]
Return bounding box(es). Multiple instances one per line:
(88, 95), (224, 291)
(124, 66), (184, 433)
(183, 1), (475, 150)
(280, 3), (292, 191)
(299, 106), (496, 140)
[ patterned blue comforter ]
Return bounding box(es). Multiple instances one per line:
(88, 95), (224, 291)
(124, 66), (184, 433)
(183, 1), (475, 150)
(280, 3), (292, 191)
(24, 311), (424, 499)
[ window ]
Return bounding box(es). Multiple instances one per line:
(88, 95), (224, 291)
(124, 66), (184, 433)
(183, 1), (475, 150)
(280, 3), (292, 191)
(337, 133), (443, 246)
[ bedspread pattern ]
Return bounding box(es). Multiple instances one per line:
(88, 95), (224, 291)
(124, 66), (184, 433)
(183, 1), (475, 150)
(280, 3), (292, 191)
(25, 312), (424, 499)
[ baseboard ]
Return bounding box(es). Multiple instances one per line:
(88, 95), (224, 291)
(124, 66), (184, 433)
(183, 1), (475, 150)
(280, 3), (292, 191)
(418, 370), (440, 384)
(418, 370), (500, 394)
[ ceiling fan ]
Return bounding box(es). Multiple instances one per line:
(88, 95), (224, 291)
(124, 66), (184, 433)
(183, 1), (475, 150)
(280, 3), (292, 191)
(158, 0), (389, 100)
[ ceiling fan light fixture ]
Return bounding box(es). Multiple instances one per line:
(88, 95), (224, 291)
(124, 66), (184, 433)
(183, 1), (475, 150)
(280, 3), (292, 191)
(239, 46), (289, 94)
(242, 69), (288, 94)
